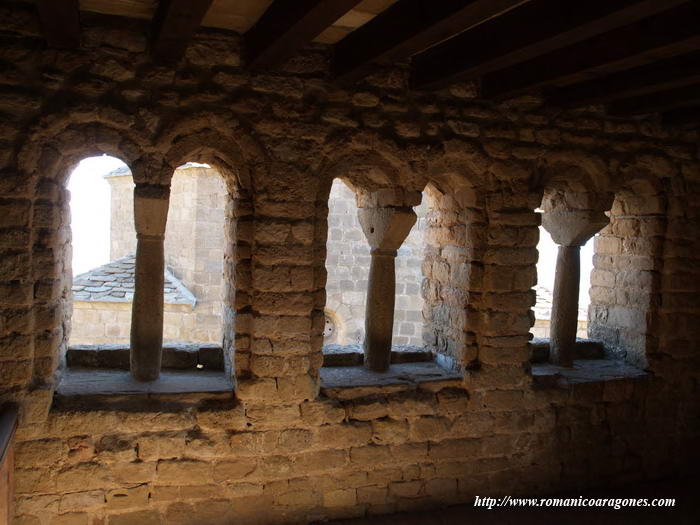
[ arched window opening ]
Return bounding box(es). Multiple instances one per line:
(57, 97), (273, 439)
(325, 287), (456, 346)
(163, 163), (226, 347)
(532, 212), (595, 343)
(70, 161), (227, 349)
(530, 180), (656, 388)
(322, 178), (427, 367)
(533, 185), (611, 367)
(63, 159), (234, 391)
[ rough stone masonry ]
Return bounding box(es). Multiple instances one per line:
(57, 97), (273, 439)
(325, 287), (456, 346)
(0, 2), (698, 524)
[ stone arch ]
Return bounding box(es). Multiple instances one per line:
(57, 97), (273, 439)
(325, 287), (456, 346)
(317, 150), (404, 206)
(157, 111), (269, 193)
(312, 144), (421, 372)
(534, 151), (612, 194)
(17, 105), (149, 184)
(316, 130), (424, 203)
(424, 145), (492, 211)
(534, 153), (614, 213)
(12, 111), (151, 386)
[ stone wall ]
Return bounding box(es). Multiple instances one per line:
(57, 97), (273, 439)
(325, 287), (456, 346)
(105, 172), (134, 261)
(71, 301), (195, 345)
(0, 3), (698, 523)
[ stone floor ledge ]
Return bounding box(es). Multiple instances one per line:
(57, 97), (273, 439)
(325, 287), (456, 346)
(320, 362), (463, 400)
(531, 358), (649, 390)
(53, 368), (234, 410)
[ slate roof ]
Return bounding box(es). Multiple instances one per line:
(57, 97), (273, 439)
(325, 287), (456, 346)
(72, 254), (196, 306)
(103, 162), (209, 178)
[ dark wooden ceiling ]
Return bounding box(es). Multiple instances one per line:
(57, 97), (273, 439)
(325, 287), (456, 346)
(34, 0), (700, 124)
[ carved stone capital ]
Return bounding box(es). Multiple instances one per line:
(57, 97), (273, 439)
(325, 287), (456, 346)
(358, 206), (417, 251)
(542, 209), (608, 247)
(133, 184), (170, 236)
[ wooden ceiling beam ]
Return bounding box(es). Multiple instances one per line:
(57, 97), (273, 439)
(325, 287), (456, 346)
(245, 0), (362, 71)
(151, 0), (214, 64)
(480, 3), (700, 100)
(551, 52), (700, 108)
(411, 0), (690, 90)
(333, 0), (530, 85)
(37, 0), (81, 49)
(608, 84), (700, 116)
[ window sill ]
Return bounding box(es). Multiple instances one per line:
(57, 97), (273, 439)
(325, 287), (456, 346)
(322, 344), (432, 367)
(530, 338), (605, 363)
(67, 343), (224, 371)
(531, 358), (649, 389)
(53, 368), (233, 410)
(320, 362), (462, 400)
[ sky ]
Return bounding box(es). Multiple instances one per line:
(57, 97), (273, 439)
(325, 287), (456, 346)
(66, 155), (593, 306)
(67, 156), (126, 275)
(537, 227), (594, 308)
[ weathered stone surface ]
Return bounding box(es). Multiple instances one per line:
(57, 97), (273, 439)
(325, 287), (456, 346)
(542, 210), (609, 247)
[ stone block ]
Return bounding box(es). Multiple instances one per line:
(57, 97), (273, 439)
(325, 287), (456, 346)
(316, 422), (372, 449)
(371, 418), (409, 445)
(156, 459), (211, 485)
(107, 510), (160, 525)
(50, 513), (89, 525)
(58, 491), (103, 513)
(213, 458), (257, 482)
(105, 485), (149, 510)
(357, 486), (388, 505)
(349, 445), (392, 467)
(16, 438), (64, 466)
(429, 439), (481, 459)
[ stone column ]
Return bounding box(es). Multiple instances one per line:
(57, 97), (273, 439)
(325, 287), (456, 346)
(358, 206), (417, 371)
(130, 184), (170, 381)
(542, 210), (608, 367)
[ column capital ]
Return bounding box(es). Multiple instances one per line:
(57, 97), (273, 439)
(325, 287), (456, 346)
(358, 206), (417, 251)
(541, 209), (608, 247)
(134, 184), (170, 237)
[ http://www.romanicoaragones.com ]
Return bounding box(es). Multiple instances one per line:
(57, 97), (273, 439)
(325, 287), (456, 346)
(474, 495), (676, 510)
